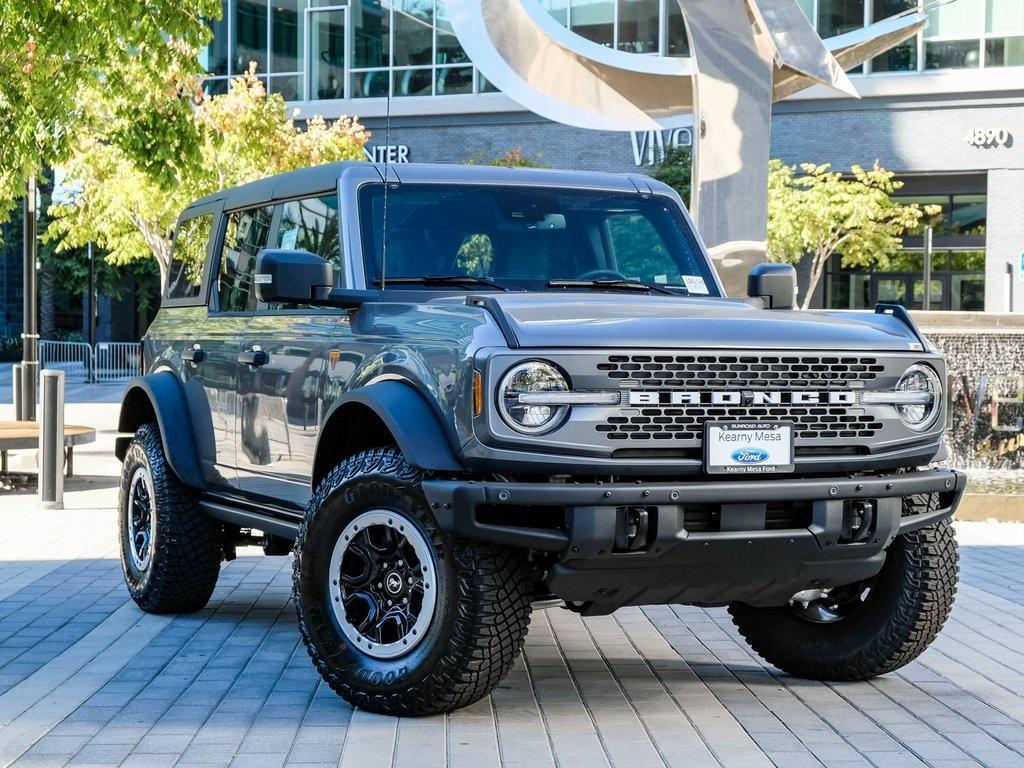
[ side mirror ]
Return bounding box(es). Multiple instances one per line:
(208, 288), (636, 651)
(254, 249), (333, 304)
(747, 262), (797, 310)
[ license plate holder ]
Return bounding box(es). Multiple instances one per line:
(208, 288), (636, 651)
(705, 421), (795, 474)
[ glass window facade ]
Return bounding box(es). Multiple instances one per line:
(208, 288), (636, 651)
(826, 191), (987, 313)
(201, 0), (1024, 100)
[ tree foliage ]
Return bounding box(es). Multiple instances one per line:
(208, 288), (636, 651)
(650, 146), (691, 207)
(467, 147), (547, 168)
(0, 0), (218, 221)
(766, 160), (937, 309)
(48, 65), (370, 284)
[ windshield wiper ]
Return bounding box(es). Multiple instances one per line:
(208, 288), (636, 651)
(547, 279), (683, 296)
(376, 275), (511, 292)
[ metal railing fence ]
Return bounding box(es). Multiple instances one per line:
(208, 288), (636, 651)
(38, 341), (93, 383)
(94, 342), (142, 382)
(38, 340), (141, 384)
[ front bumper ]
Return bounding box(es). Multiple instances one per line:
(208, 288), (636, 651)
(422, 469), (966, 613)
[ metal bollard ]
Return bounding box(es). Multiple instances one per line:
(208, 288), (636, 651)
(12, 363), (22, 420)
(20, 361), (37, 422)
(38, 369), (65, 510)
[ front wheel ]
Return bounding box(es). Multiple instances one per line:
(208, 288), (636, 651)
(293, 448), (533, 716)
(730, 498), (958, 681)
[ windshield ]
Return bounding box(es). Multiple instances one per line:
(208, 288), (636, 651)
(358, 183), (719, 296)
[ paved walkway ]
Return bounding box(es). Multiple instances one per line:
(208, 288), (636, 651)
(1, 485), (1024, 768)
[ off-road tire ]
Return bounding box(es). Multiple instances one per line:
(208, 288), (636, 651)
(293, 447), (533, 716)
(729, 493), (958, 681)
(118, 423), (223, 613)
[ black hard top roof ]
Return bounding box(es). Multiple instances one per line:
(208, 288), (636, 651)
(182, 162), (675, 216)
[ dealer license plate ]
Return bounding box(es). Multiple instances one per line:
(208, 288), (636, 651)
(705, 422), (795, 474)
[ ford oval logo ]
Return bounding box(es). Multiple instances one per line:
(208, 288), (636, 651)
(732, 448), (769, 464)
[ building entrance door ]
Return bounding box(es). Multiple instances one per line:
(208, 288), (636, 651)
(871, 274), (948, 310)
(306, 7), (347, 100)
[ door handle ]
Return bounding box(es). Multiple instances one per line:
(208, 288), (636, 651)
(238, 348), (270, 368)
(182, 344), (205, 365)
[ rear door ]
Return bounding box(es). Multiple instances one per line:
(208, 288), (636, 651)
(196, 203), (276, 491)
(161, 201), (239, 492)
(235, 193), (346, 509)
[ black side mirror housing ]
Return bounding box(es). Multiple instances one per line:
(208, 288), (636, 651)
(254, 249), (379, 309)
(255, 249), (333, 304)
(747, 262), (797, 310)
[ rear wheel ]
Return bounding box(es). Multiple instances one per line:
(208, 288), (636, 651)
(118, 423), (223, 614)
(293, 447), (533, 716)
(729, 494), (958, 681)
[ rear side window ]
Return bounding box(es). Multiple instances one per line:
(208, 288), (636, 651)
(166, 214), (213, 300)
(278, 195), (342, 284)
(217, 206), (274, 313)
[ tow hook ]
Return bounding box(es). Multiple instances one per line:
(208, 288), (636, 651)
(840, 500), (877, 544)
(614, 506), (651, 552)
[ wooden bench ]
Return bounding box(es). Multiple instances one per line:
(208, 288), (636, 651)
(0, 422), (97, 477)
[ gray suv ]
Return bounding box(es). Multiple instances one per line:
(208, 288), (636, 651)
(116, 163), (964, 716)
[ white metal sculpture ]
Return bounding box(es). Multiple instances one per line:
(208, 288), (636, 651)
(446, 0), (928, 292)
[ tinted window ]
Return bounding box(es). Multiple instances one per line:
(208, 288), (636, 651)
(166, 214), (213, 301)
(217, 206), (274, 313)
(278, 195), (341, 283)
(358, 184), (716, 295)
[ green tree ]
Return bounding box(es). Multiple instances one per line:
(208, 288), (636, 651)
(48, 66), (370, 285)
(766, 160), (937, 309)
(0, 0), (218, 220)
(650, 146), (691, 206)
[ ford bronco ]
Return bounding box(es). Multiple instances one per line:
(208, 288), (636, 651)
(116, 162), (964, 716)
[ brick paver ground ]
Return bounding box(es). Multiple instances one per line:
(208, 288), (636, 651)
(2, 484), (1024, 768)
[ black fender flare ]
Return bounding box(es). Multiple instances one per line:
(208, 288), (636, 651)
(319, 381), (463, 474)
(115, 371), (205, 489)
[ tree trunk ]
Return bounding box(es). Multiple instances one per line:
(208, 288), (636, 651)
(800, 250), (831, 310)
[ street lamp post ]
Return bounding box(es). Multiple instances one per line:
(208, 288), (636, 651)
(20, 178), (38, 422)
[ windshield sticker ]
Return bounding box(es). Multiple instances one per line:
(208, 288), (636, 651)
(654, 274), (668, 284)
(683, 275), (709, 295)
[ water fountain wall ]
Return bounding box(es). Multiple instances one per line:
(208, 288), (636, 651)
(919, 315), (1024, 471)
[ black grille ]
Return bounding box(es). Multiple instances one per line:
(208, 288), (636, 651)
(597, 354), (884, 389)
(597, 405), (882, 441)
(596, 353), (887, 443)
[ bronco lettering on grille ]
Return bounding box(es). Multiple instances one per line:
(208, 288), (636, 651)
(628, 391), (860, 406)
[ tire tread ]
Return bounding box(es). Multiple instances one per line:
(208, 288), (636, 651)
(293, 447), (532, 716)
(729, 493), (958, 681)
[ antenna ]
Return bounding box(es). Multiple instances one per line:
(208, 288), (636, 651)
(379, 44), (394, 293)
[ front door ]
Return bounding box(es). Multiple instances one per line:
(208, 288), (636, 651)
(306, 7), (347, 100)
(235, 192), (346, 509)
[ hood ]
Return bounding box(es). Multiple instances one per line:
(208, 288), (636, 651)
(448, 293), (926, 351)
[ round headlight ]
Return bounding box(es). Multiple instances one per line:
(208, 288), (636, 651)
(895, 364), (941, 430)
(498, 362), (570, 434)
